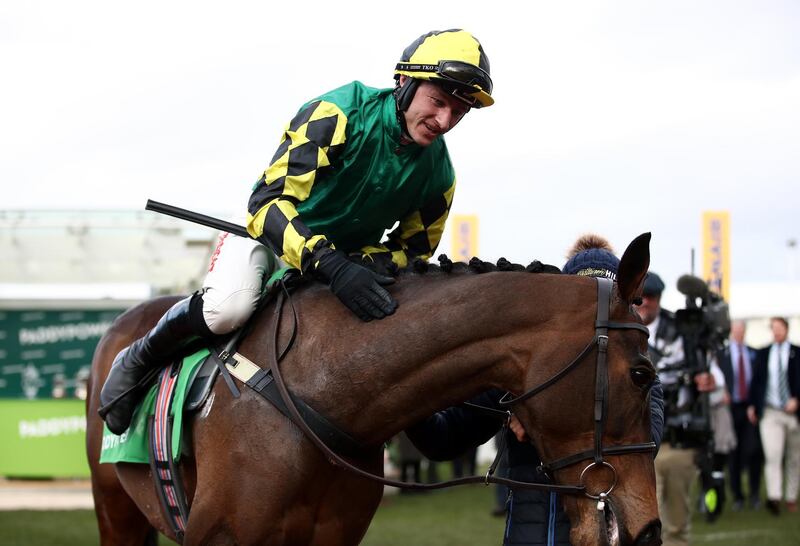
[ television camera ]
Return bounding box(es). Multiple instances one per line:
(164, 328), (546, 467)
(661, 274), (731, 521)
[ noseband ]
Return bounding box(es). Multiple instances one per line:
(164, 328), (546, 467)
(499, 277), (656, 506)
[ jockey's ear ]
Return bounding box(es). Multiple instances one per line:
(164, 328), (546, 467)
(617, 233), (651, 304)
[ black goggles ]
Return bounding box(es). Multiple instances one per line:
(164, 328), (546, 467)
(396, 60), (493, 95)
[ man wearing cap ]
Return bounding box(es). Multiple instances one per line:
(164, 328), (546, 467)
(406, 235), (665, 546)
(636, 273), (716, 546)
(99, 29), (495, 435)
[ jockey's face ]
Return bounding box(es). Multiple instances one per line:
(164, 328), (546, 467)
(400, 77), (470, 146)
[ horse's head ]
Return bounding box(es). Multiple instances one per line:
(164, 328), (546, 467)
(513, 233), (661, 546)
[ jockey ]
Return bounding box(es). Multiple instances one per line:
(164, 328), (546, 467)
(405, 235), (665, 546)
(99, 30), (494, 435)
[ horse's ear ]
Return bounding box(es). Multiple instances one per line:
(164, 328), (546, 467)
(617, 233), (651, 303)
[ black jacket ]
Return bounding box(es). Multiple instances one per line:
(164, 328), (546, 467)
(749, 343), (800, 419)
(406, 381), (664, 546)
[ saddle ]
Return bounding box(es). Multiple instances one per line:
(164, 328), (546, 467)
(144, 269), (365, 543)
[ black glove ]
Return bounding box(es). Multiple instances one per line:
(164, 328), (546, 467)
(316, 251), (398, 321)
(348, 252), (400, 277)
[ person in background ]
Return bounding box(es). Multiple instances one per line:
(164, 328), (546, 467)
(747, 317), (800, 515)
(717, 320), (762, 510)
(636, 272), (716, 546)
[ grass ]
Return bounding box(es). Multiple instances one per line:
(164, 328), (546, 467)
(1, 485), (798, 545)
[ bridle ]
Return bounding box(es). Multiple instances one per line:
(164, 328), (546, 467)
(265, 276), (656, 503)
(498, 277), (656, 509)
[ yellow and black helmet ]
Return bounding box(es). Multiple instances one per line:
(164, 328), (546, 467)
(394, 29), (493, 109)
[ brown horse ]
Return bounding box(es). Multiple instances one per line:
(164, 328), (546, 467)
(86, 233), (660, 546)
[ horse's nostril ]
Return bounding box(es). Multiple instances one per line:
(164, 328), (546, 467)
(634, 520), (662, 545)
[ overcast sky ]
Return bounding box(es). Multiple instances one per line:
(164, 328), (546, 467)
(2, 1), (799, 294)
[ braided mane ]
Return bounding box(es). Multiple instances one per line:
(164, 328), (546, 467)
(397, 255), (562, 277)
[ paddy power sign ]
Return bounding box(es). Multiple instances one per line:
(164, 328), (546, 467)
(0, 308), (123, 476)
(0, 309), (123, 399)
(0, 399), (91, 477)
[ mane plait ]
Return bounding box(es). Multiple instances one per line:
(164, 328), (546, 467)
(566, 233), (614, 258)
(394, 255), (561, 276)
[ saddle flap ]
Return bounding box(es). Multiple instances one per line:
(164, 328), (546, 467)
(185, 353), (219, 412)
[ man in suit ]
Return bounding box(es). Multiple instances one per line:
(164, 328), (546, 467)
(747, 317), (800, 515)
(718, 320), (762, 510)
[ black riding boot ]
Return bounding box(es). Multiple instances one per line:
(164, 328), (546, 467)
(98, 294), (211, 434)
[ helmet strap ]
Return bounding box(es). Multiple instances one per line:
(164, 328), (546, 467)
(393, 77), (419, 140)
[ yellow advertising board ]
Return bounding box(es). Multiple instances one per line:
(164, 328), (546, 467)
(702, 211), (730, 301)
(451, 215), (478, 263)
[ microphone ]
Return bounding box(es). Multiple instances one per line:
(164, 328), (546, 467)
(676, 274), (709, 300)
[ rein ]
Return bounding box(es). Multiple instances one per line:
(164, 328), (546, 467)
(266, 278), (654, 497)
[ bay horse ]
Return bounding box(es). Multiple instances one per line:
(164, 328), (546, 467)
(86, 233), (660, 546)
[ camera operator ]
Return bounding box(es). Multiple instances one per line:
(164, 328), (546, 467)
(635, 272), (716, 546)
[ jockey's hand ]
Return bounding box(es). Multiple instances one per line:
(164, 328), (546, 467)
(509, 415), (528, 443)
(348, 252), (399, 277)
(316, 251), (398, 321)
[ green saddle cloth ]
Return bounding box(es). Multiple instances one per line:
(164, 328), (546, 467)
(98, 267), (296, 464)
(99, 349), (210, 464)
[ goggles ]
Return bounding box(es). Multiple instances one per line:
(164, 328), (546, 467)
(395, 60), (493, 96)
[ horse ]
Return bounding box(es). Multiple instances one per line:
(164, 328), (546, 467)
(86, 233), (661, 546)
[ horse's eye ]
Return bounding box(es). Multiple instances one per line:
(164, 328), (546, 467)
(630, 367), (654, 389)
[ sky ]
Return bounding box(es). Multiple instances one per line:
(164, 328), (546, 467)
(2, 0), (799, 295)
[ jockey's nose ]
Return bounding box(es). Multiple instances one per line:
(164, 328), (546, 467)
(435, 108), (455, 131)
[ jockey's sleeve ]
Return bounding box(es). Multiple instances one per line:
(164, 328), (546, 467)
(405, 388), (504, 461)
(358, 181), (455, 271)
(245, 100), (347, 273)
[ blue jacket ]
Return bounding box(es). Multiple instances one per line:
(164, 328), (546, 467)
(406, 380), (664, 546)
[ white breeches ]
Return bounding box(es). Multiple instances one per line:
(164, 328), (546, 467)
(200, 233), (280, 335)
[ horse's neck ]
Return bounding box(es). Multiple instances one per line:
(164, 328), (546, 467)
(287, 273), (593, 446)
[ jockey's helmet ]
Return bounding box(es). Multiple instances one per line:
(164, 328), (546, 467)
(394, 29), (493, 111)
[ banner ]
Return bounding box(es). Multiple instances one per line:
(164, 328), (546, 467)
(451, 215), (479, 263)
(0, 308), (123, 399)
(702, 211), (731, 301)
(0, 400), (90, 477)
